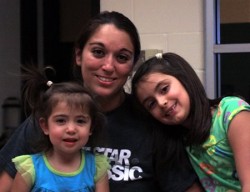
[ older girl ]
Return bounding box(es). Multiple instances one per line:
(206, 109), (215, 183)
(132, 52), (250, 191)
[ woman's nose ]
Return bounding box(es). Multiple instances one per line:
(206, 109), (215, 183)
(102, 55), (115, 72)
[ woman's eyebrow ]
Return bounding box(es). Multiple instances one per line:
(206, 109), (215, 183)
(88, 42), (104, 47)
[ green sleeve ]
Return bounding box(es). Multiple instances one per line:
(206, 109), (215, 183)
(12, 154), (35, 186)
(94, 154), (110, 182)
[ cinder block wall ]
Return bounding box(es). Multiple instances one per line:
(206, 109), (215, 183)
(101, 0), (204, 81)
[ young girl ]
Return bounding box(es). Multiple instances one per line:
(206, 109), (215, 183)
(132, 52), (250, 191)
(11, 66), (110, 192)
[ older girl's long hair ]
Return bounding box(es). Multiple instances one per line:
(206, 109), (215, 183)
(132, 52), (212, 146)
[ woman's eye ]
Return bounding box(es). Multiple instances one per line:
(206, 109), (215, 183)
(117, 54), (131, 63)
(92, 49), (105, 58)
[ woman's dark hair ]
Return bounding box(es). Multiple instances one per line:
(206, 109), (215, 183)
(132, 52), (212, 146)
(72, 11), (141, 81)
(21, 65), (107, 152)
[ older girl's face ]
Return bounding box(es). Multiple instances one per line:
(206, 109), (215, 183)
(76, 24), (134, 98)
(136, 72), (190, 127)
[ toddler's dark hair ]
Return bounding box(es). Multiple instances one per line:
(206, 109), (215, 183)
(21, 65), (107, 152)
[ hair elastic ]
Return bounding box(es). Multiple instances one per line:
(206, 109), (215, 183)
(155, 53), (163, 59)
(47, 80), (53, 87)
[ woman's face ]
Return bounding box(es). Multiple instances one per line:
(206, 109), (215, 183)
(136, 72), (190, 126)
(76, 24), (134, 98)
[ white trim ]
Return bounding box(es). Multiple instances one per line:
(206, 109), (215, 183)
(204, 0), (250, 99)
(214, 44), (250, 53)
(204, 0), (216, 99)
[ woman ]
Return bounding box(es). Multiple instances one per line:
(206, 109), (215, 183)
(0, 11), (201, 191)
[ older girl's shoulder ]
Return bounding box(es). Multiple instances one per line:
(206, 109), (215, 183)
(220, 96), (249, 108)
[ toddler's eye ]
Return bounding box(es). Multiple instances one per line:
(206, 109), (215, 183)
(76, 117), (89, 125)
(77, 119), (86, 124)
(56, 118), (66, 124)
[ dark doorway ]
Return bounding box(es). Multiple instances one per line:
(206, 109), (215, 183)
(21, 0), (100, 82)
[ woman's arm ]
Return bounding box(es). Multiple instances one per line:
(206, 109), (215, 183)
(95, 174), (109, 192)
(0, 116), (38, 191)
(0, 171), (13, 191)
(228, 110), (250, 192)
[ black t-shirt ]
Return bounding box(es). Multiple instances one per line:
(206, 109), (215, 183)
(0, 94), (197, 192)
(102, 94), (157, 191)
(95, 94), (197, 191)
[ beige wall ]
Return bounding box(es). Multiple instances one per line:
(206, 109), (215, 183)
(101, 0), (204, 83)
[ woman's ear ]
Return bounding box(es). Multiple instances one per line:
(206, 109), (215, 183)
(39, 117), (49, 135)
(75, 48), (82, 66)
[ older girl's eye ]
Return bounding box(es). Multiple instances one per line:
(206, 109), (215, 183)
(145, 100), (156, 111)
(160, 85), (169, 94)
(92, 48), (105, 58)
